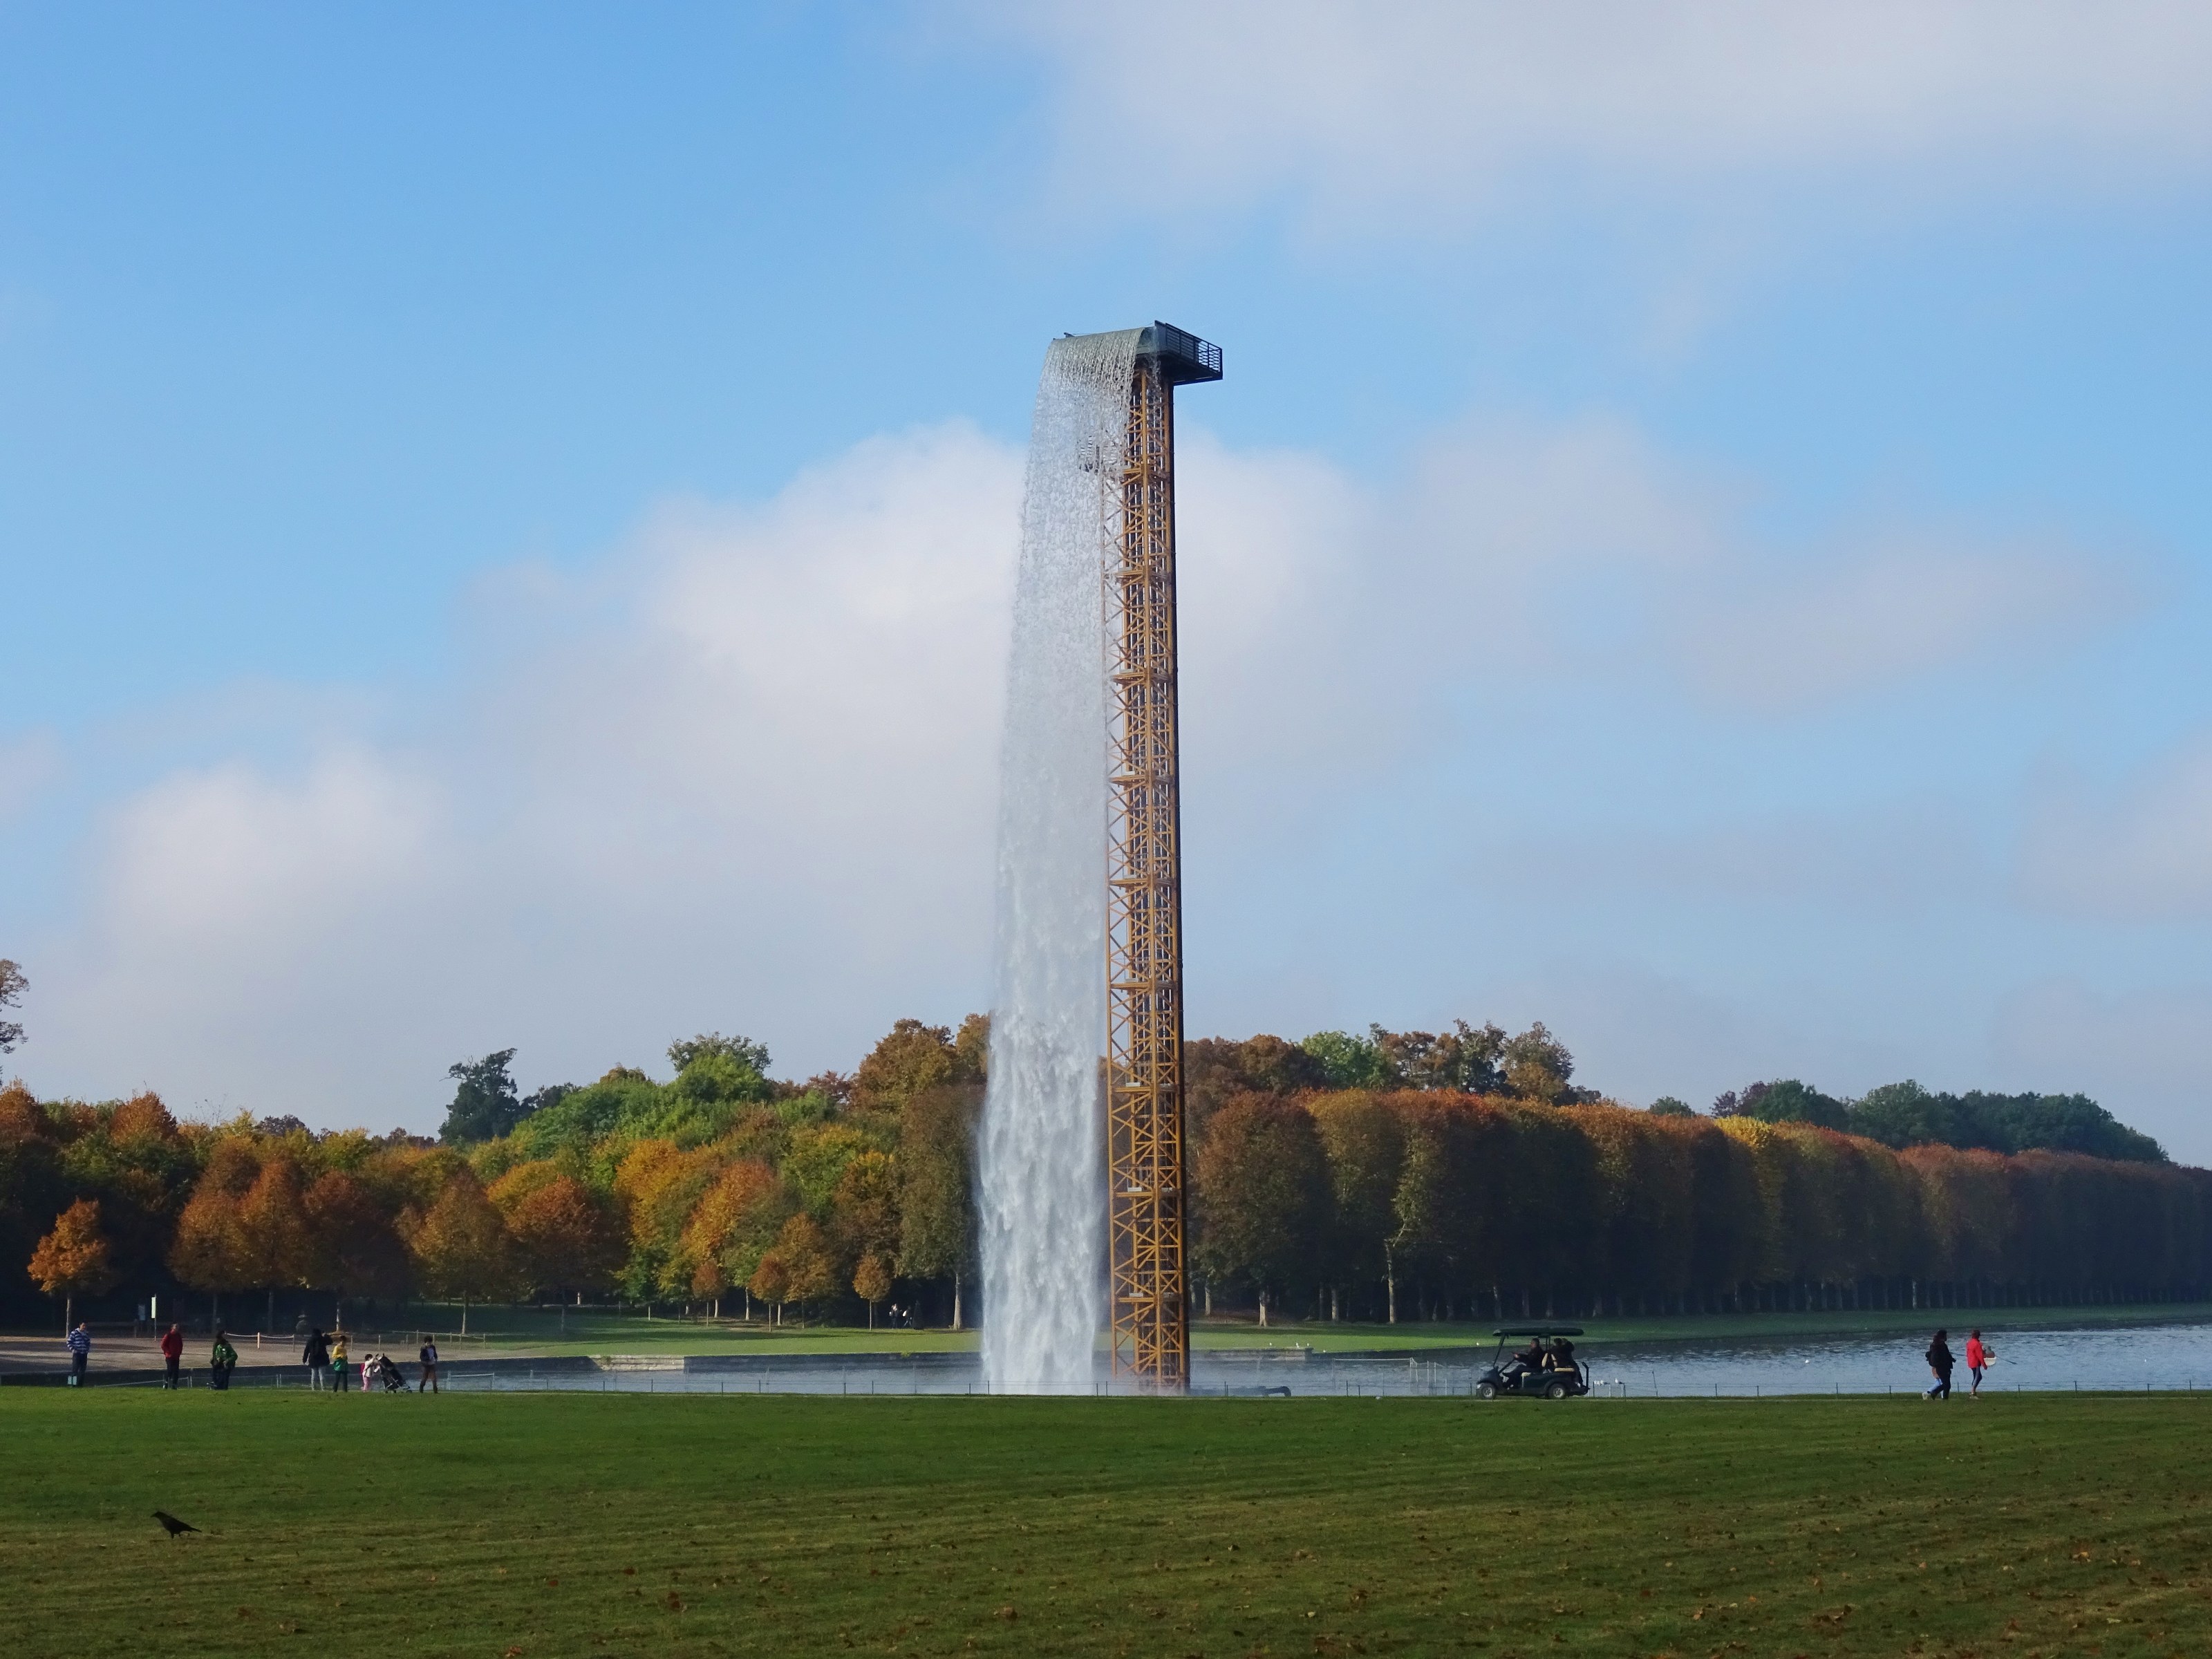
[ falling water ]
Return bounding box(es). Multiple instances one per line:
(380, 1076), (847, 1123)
(978, 330), (1140, 1391)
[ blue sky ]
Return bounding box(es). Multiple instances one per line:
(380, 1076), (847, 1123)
(7, 3), (2212, 1154)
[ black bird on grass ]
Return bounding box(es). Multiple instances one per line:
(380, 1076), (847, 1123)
(152, 1511), (201, 1539)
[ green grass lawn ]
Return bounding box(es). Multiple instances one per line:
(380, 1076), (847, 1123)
(6, 1390), (2211, 1657)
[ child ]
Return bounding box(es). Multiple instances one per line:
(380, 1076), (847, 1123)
(1965, 1329), (1993, 1397)
(329, 1329), (351, 1393)
(210, 1327), (238, 1391)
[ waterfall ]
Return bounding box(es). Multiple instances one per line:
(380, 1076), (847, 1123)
(977, 330), (1139, 1391)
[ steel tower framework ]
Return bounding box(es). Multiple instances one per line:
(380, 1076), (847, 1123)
(1102, 321), (1221, 1389)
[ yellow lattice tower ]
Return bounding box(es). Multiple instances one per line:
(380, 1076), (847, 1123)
(1101, 322), (1221, 1390)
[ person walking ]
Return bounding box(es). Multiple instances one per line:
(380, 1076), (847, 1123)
(1965, 1329), (1994, 1397)
(209, 1327), (238, 1391)
(303, 1327), (330, 1391)
(329, 1330), (350, 1393)
(1924, 1328), (1955, 1400)
(66, 1320), (91, 1387)
(159, 1321), (184, 1390)
(418, 1337), (440, 1395)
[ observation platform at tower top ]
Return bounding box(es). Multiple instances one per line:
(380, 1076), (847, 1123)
(1064, 320), (1224, 386)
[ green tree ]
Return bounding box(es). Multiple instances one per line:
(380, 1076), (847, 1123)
(440, 1049), (527, 1145)
(1499, 1022), (1583, 1105)
(1299, 1031), (1394, 1090)
(897, 1084), (977, 1327)
(666, 1032), (773, 1076)
(29, 1197), (119, 1333)
(1723, 1078), (1848, 1132)
(0, 958), (24, 1056)
(1649, 1096), (1696, 1117)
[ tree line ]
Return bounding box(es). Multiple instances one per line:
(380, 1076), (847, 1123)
(0, 1004), (2190, 1329)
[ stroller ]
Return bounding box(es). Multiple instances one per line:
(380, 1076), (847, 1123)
(369, 1353), (410, 1393)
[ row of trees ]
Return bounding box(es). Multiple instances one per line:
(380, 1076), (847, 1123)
(1195, 1091), (2209, 1324)
(0, 1009), (2187, 1330)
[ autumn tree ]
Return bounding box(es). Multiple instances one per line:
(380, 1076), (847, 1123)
(169, 1140), (263, 1323)
(774, 1212), (838, 1313)
(301, 1170), (412, 1320)
(852, 1018), (982, 1116)
(409, 1168), (519, 1332)
(29, 1198), (119, 1333)
(1194, 1096), (1331, 1327)
(748, 1253), (791, 1327)
(1185, 1035), (1328, 1147)
(853, 1252), (892, 1329)
(829, 1150), (900, 1271)
(237, 1156), (311, 1329)
(679, 1160), (794, 1318)
(1308, 1092), (1403, 1320)
(503, 1174), (625, 1313)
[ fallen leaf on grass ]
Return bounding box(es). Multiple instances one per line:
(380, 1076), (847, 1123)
(994, 1605), (1017, 1621)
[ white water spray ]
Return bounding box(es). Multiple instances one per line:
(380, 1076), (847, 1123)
(978, 330), (1141, 1391)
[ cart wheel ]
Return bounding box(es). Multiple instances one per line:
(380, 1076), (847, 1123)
(1474, 1380), (1496, 1400)
(1544, 1380), (1568, 1400)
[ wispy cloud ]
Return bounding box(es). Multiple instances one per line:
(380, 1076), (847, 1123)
(986, 1), (2212, 227)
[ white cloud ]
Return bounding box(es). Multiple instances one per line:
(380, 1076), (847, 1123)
(2018, 734), (2212, 919)
(6, 411), (2146, 1127)
(986, 1), (2212, 223)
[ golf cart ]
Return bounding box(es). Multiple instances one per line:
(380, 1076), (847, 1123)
(1474, 1326), (1590, 1400)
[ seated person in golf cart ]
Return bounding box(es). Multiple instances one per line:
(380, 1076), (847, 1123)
(1478, 1327), (1589, 1398)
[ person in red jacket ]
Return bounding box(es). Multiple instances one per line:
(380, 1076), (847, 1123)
(1965, 1329), (1993, 1397)
(158, 1322), (184, 1390)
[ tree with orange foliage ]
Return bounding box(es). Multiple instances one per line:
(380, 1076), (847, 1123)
(853, 1252), (892, 1329)
(169, 1141), (263, 1324)
(30, 1198), (120, 1333)
(408, 1168), (519, 1333)
(301, 1170), (412, 1321)
(505, 1175), (625, 1324)
(748, 1253), (791, 1327)
(677, 1160), (790, 1320)
(237, 1156), (311, 1331)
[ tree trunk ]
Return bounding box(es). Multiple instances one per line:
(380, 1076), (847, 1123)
(868, 1300), (874, 1331)
(952, 1270), (964, 1332)
(460, 1295), (469, 1336)
(266, 1286), (275, 1331)
(1385, 1245), (1398, 1325)
(1257, 1290), (1269, 1329)
(63, 1293), (72, 1336)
